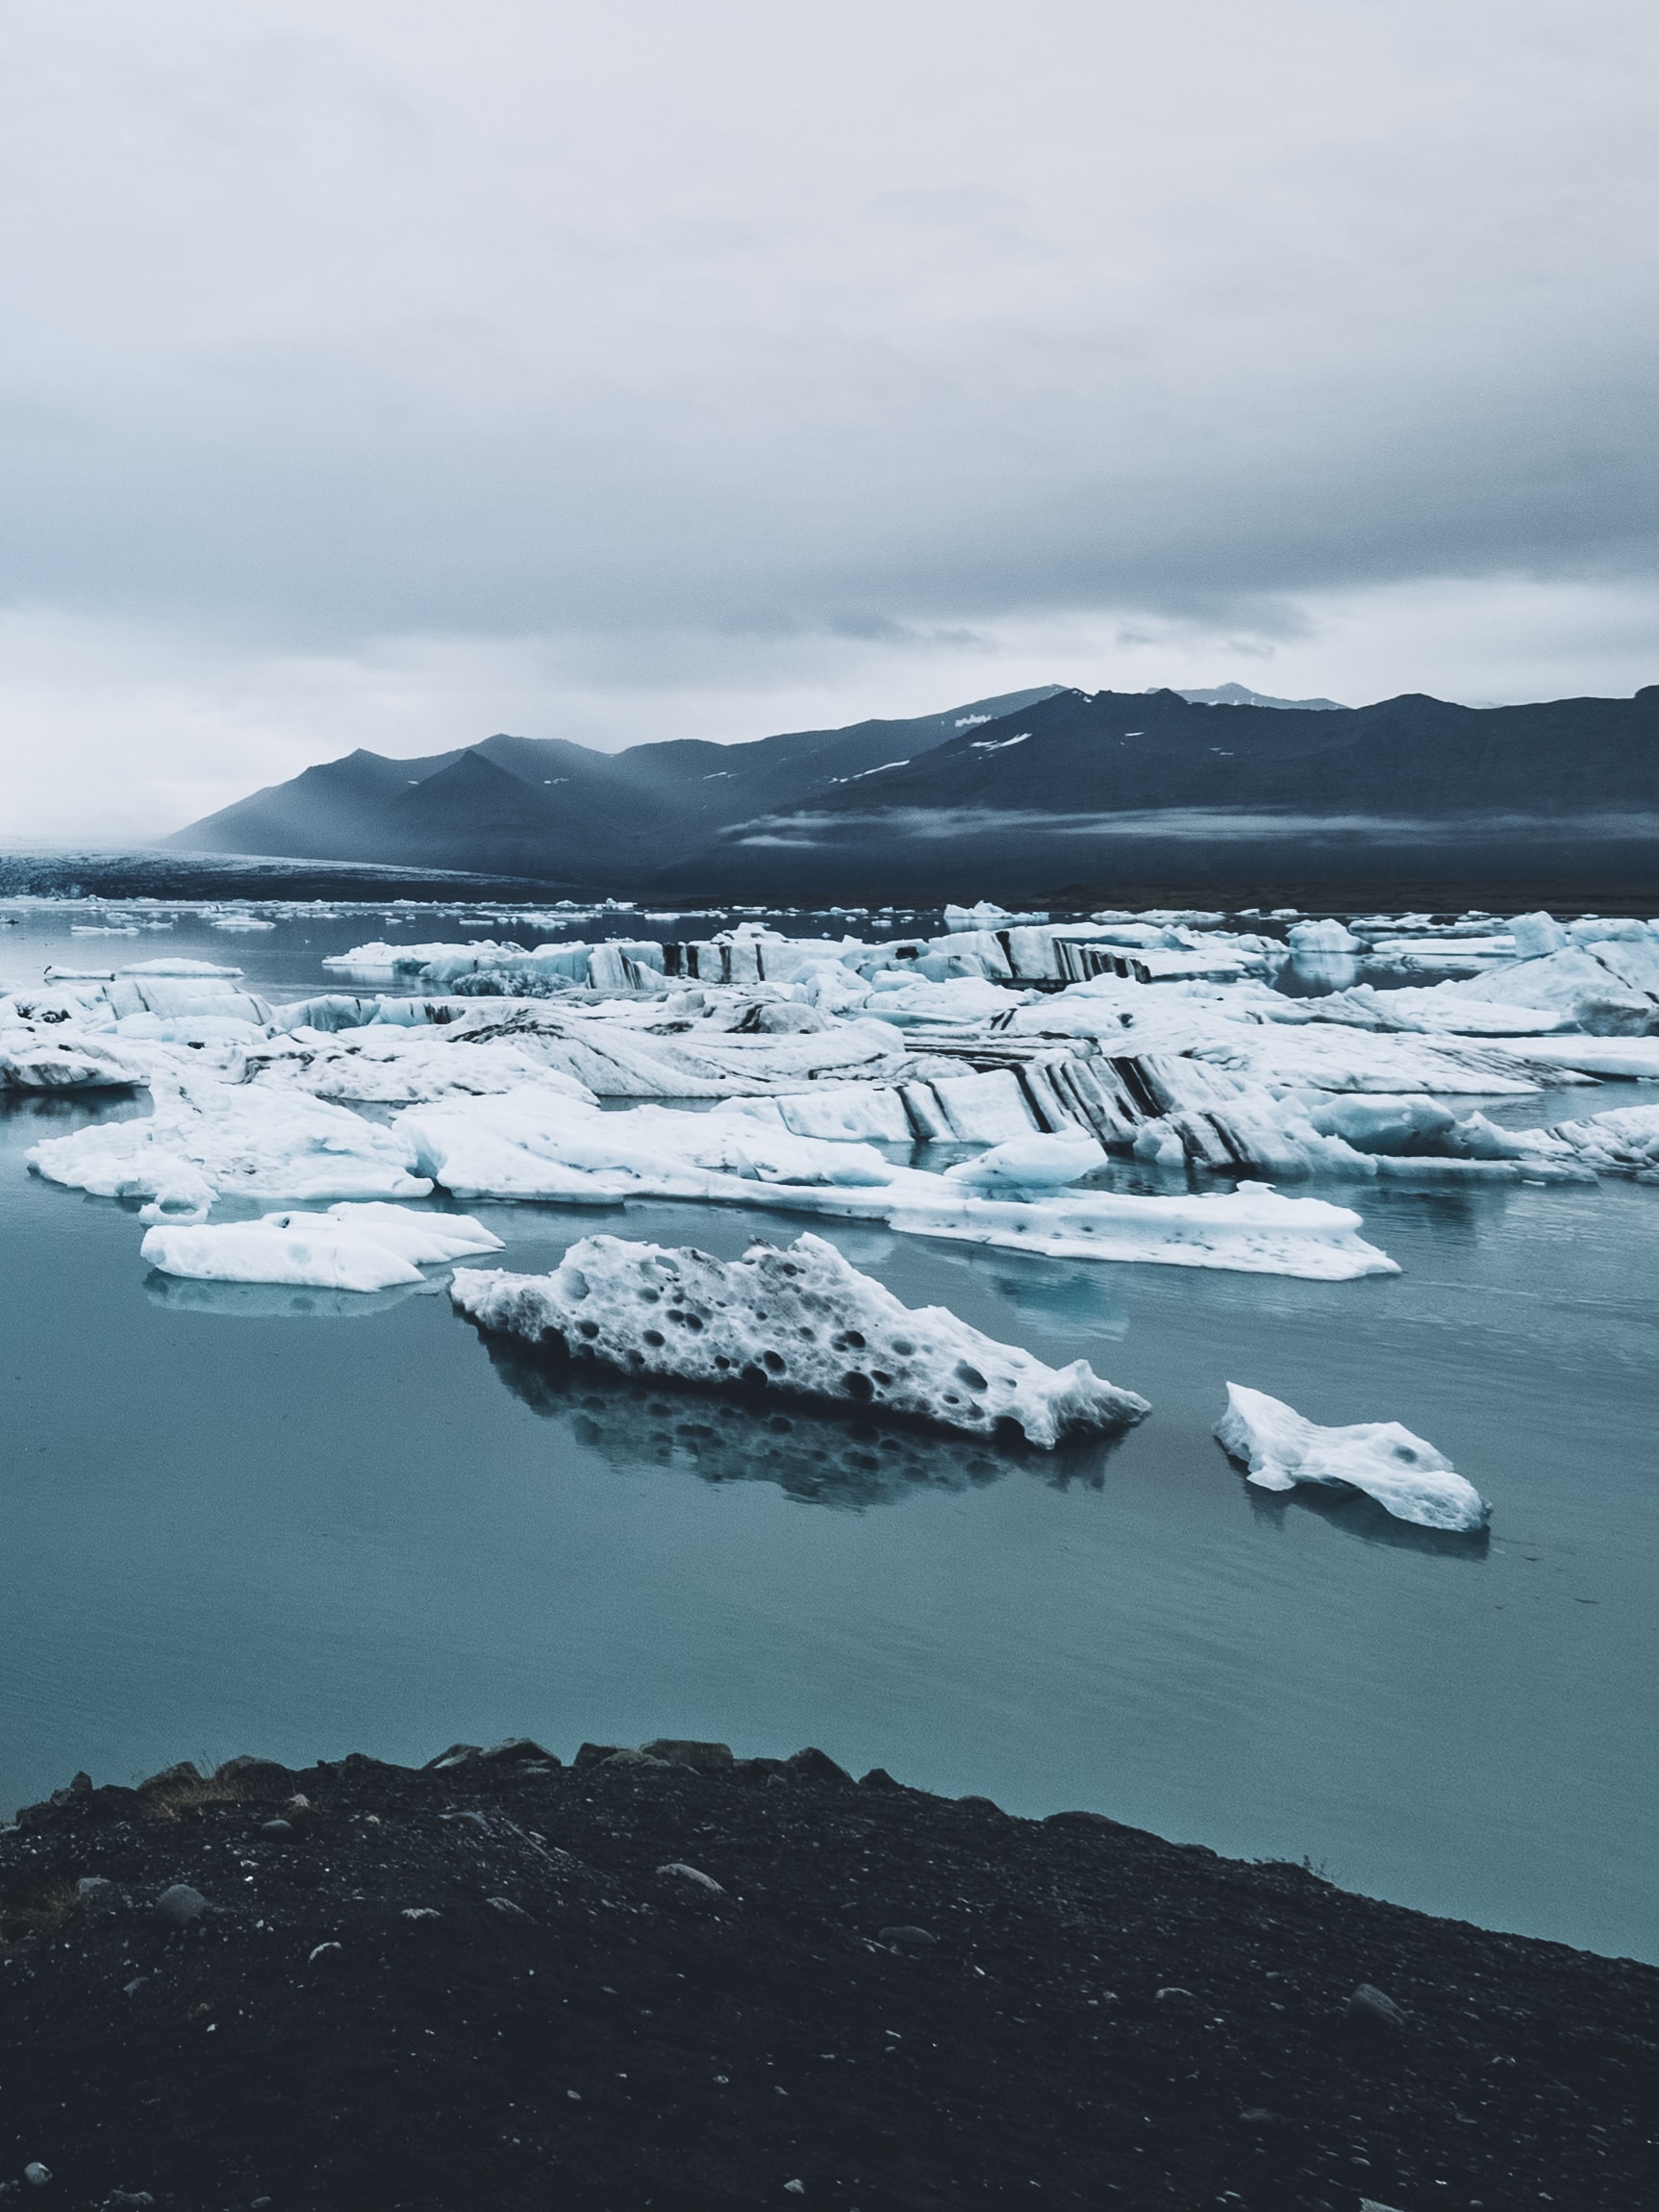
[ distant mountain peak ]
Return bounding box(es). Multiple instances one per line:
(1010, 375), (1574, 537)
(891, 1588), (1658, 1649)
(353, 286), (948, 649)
(1169, 682), (1347, 712)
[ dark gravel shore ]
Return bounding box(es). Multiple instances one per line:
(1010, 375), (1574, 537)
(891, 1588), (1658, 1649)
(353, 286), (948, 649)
(0, 1742), (1653, 2212)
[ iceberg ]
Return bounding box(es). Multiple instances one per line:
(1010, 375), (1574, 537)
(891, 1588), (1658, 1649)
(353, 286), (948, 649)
(940, 1132), (1104, 1189)
(244, 1026), (600, 1106)
(1214, 1382), (1489, 1532)
(713, 1085), (915, 1143)
(1445, 946), (1659, 1034)
(118, 959), (244, 978)
(0, 1026), (153, 1092)
(452, 1230), (1150, 1449)
(141, 1202), (502, 1291)
(1287, 918), (1363, 953)
(892, 1181), (1398, 1280)
(1545, 1099), (1659, 1174)
(397, 1087), (1398, 1277)
(1497, 1036), (1659, 1080)
(27, 1079), (431, 1219)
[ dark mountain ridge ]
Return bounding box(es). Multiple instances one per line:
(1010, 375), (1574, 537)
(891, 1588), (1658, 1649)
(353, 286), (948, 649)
(168, 688), (1062, 887)
(169, 682), (1659, 902)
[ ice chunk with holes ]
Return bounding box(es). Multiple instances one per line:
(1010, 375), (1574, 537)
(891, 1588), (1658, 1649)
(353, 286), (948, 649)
(1214, 1383), (1488, 1531)
(452, 1231), (1150, 1448)
(141, 1203), (502, 1291)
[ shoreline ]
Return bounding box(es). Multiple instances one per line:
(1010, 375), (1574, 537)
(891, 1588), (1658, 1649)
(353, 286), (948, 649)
(2, 1740), (1654, 2210)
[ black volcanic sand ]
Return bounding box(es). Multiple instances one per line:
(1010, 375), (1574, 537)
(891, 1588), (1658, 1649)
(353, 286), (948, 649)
(1, 1746), (1653, 2212)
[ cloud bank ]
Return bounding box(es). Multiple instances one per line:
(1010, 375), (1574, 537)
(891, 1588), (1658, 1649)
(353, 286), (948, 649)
(1, 0), (1655, 835)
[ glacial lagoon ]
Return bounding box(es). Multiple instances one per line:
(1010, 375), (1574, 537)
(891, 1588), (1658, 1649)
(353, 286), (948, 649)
(2, 900), (1656, 1965)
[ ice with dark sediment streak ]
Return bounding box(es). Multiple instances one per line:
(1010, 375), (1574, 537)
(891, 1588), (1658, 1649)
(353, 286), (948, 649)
(452, 1230), (1151, 1449)
(1214, 1382), (1489, 1532)
(398, 1088), (1400, 1279)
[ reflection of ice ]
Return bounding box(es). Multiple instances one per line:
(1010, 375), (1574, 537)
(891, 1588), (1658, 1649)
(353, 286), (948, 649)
(922, 1245), (1132, 1338)
(1287, 950), (1361, 993)
(143, 1270), (427, 1321)
(477, 1335), (1127, 1510)
(1240, 1471), (1491, 1558)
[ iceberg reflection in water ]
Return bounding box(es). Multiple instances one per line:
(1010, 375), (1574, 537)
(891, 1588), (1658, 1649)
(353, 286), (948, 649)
(142, 1270), (434, 1323)
(1236, 1467), (1492, 1559)
(476, 1333), (1127, 1510)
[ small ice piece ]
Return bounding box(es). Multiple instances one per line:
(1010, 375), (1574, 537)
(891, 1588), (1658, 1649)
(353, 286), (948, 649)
(1508, 911), (1569, 959)
(1299, 1093), (1457, 1156)
(453, 1230), (1150, 1448)
(1214, 1382), (1488, 1531)
(1546, 1098), (1659, 1173)
(0, 1029), (152, 1093)
(1287, 918), (1362, 953)
(140, 1204), (501, 1292)
(942, 1132), (1104, 1189)
(118, 959), (244, 978)
(29, 1081), (431, 1218)
(317, 1201), (504, 1261)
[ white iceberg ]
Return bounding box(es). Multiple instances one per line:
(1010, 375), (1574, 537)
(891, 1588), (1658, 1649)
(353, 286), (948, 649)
(397, 1087), (1398, 1278)
(28, 1079), (431, 1219)
(891, 1182), (1397, 1280)
(141, 1202), (502, 1292)
(1545, 1099), (1659, 1173)
(243, 1026), (600, 1106)
(941, 1132), (1104, 1189)
(452, 1230), (1150, 1448)
(1497, 1036), (1659, 1080)
(713, 1084), (915, 1143)
(1214, 1383), (1488, 1531)
(1287, 918), (1363, 953)
(118, 959), (244, 978)
(0, 1026), (153, 1092)
(1445, 945), (1659, 1033)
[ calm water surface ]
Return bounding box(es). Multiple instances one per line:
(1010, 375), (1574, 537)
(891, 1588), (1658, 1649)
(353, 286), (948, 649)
(2, 905), (1655, 1963)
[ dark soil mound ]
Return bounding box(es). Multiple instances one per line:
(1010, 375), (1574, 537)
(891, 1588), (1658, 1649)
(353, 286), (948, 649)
(1, 1744), (1653, 2210)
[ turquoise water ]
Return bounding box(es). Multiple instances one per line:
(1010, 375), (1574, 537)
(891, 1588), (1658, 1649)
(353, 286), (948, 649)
(2, 906), (1656, 1964)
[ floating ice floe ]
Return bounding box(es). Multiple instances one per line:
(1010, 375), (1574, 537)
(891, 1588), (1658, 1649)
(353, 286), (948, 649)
(1287, 918), (1364, 953)
(1445, 943), (1659, 1033)
(1543, 1099), (1659, 1175)
(243, 1026), (601, 1105)
(0, 1025), (154, 1092)
(452, 1230), (1151, 1448)
(141, 1202), (502, 1292)
(118, 959), (245, 978)
(1301, 983), (1574, 1036)
(397, 1087), (1398, 1278)
(1499, 1035), (1659, 1080)
(1214, 1383), (1489, 1532)
(27, 1077), (431, 1219)
(940, 1132), (1104, 1189)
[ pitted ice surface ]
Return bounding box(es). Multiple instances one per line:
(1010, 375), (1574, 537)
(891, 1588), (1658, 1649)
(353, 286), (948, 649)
(452, 1231), (1149, 1449)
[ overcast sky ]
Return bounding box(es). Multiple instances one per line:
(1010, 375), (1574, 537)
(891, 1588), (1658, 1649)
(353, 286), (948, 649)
(2, 0), (1655, 837)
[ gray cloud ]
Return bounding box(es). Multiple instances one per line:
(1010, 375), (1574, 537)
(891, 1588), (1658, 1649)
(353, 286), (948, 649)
(0, 1), (1655, 832)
